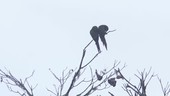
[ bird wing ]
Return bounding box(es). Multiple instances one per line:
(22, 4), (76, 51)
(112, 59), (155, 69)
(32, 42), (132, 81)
(90, 26), (101, 52)
(98, 25), (108, 50)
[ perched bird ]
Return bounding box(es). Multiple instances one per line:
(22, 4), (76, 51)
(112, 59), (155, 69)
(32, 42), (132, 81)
(95, 69), (103, 81)
(108, 78), (117, 87)
(115, 69), (124, 79)
(90, 26), (101, 52)
(98, 25), (109, 50)
(116, 75), (124, 79)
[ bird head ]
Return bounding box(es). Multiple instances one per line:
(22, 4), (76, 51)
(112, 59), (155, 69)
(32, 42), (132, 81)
(95, 69), (103, 81)
(99, 25), (109, 32)
(92, 26), (98, 31)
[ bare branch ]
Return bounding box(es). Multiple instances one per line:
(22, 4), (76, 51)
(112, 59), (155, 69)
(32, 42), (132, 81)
(84, 40), (93, 51)
(48, 29), (119, 96)
(47, 88), (58, 96)
(121, 68), (155, 96)
(0, 69), (36, 96)
(81, 52), (100, 69)
(108, 91), (114, 96)
(158, 76), (170, 96)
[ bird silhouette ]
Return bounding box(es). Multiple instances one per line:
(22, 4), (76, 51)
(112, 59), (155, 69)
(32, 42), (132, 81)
(98, 25), (109, 50)
(108, 78), (117, 87)
(95, 69), (103, 81)
(90, 26), (101, 52)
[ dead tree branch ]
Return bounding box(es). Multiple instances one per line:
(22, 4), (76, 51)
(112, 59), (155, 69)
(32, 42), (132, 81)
(120, 68), (156, 96)
(0, 69), (37, 96)
(158, 76), (170, 96)
(48, 29), (119, 96)
(77, 61), (125, 96)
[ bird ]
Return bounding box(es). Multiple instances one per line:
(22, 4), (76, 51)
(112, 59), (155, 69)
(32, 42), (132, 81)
(95, 69), (103, 81)
(115, 69), (124, 79)
(90, 26), (101, 52)
(98, 25), (109, 50)
(108, 78), (117, 87)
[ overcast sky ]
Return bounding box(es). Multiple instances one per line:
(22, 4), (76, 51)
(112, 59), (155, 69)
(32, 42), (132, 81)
(0, 0), (170, 96)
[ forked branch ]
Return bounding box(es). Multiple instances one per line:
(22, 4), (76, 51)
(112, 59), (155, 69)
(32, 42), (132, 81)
(0, 69), (37, 96)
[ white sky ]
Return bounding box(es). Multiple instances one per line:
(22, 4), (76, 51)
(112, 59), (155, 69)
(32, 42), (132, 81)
(0, 0), (170, 96)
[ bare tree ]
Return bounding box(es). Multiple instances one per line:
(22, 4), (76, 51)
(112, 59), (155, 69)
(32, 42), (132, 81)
(158, 76), (170, 96)
(0, 69), (37, 96)
(47, 30), (121, 96)
(1, 28), (170, 96)
(119, 68), (156, 96)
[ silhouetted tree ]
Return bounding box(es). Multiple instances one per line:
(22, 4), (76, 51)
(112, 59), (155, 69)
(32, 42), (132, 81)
(0, 26), (169, 96)
(0, 69), (37, 96)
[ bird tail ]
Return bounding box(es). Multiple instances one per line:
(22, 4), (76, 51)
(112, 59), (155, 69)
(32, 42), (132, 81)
(95, 42), (101, 52)
(102, 37), (107, 50)
(103, 40), (107, 50)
